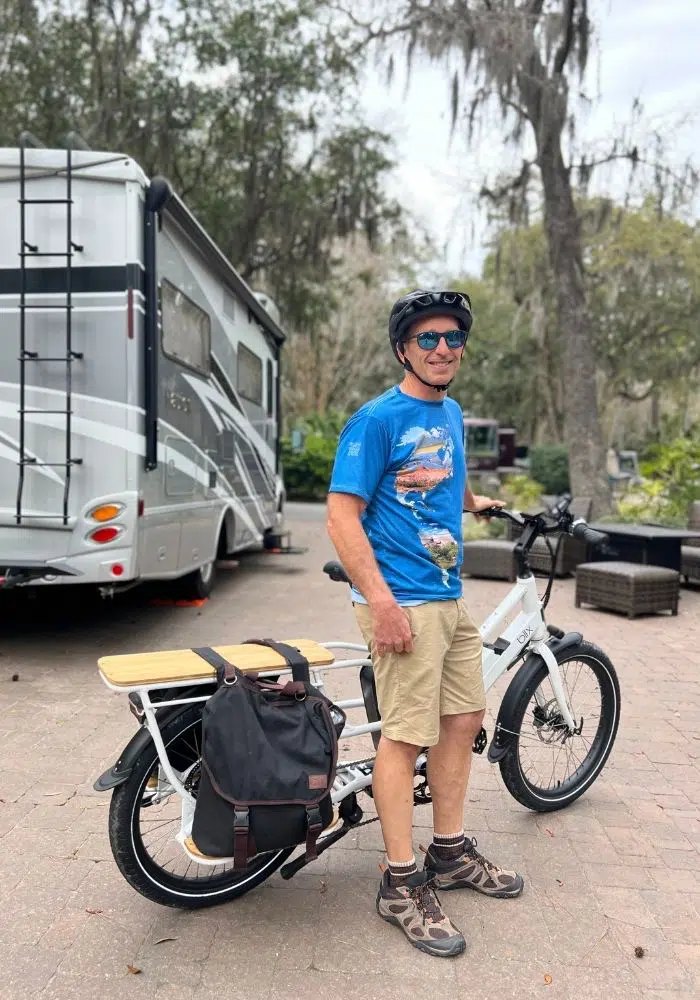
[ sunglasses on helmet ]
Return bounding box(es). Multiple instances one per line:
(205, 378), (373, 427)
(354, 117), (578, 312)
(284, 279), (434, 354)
(404, 329), (468, 351)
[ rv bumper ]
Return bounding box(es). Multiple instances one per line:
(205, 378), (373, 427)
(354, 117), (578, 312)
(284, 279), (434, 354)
(0, 563), (80, 588)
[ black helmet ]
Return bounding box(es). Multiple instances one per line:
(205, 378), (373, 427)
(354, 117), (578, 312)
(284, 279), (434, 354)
(388, 288), (473, 362)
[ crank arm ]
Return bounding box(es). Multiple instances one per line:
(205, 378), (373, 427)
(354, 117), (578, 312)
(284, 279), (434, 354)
(280, 820), (353, 880)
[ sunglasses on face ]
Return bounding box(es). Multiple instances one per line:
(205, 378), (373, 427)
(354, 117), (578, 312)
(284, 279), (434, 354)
(405, 329), (468, 351)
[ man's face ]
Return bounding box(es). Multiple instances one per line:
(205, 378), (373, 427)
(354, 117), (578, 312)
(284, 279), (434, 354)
(399, 314), (465, 385)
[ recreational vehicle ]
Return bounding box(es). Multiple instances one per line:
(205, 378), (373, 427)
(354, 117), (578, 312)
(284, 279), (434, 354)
(0, 139), (288, 597)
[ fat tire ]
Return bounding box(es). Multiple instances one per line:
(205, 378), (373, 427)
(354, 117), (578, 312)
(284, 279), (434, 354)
(499, 640), (620, 812)
(108, 704), (293, 908)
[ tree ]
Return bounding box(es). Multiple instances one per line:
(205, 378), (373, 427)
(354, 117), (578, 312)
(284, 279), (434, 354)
(0, 0), (403, 335)
(587, 198), (700, 417)
(447, 276), (558, 442)
(342, 0), (625, 513)
(283, 231), (425, 422)
(478, 197), (700, 443)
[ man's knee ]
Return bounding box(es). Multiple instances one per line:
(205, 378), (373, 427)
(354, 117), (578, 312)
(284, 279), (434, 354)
(441, 709), (486, 743)
(378, 734), (423, 760)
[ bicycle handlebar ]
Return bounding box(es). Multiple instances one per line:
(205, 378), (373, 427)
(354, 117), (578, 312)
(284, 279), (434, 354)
(472, 504), (609, 548)
(570, 520), (609, 548)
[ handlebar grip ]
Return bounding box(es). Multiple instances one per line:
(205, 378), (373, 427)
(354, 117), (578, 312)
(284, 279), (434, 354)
(322, 560), (352, 584)
(571, 522), (609, 547)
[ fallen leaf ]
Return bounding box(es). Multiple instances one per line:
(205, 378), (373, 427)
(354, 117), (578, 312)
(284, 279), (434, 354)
(634, 946), (645, 958)
(545, 829), (554, 838)
(544, 974), (553, 985)
(153, 936), (177, 945)
(319, 880), (328, 894)
(11, 674), (19, 682)
(555, 879), (564, 886)
(85, 908), (103, 915)
(126, 965), (142, 975)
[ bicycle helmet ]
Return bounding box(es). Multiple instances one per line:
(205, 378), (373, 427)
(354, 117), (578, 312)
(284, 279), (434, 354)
(388, 288), (473, 391)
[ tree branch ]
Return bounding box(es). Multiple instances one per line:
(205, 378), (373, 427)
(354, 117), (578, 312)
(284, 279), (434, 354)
(553, 0), (576, 75)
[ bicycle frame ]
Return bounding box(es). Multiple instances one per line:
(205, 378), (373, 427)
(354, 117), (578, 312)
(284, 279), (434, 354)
(98, 567), (577, 865)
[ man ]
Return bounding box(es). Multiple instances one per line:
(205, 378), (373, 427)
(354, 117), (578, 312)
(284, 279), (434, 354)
(327, 289), (523, 959)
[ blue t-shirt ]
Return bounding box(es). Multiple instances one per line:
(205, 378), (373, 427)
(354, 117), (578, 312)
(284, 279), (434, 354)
(329, 386), (466, 604)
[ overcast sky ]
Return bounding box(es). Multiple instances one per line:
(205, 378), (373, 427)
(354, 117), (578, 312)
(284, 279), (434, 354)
(357, 0), (700, 278)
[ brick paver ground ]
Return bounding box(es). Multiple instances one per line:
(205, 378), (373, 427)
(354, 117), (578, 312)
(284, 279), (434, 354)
(1, 502), (699, 1000)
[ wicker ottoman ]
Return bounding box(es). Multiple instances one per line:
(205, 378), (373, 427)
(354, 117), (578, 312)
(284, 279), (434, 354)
(575, 561), (680, 618)
(462, 539), (516, 581)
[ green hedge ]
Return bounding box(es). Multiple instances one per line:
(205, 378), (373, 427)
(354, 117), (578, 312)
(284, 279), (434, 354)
(528, 445), (570, 495)
(281, 434), (337, 501)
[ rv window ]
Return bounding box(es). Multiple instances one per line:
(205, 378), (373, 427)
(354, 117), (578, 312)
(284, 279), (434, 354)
(161, 280), (211, 374)
(266, 359), (274, 416)
(238, 343), (263, 405)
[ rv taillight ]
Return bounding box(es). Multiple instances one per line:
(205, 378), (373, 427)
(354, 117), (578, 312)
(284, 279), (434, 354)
(111, 564), (125, 577)
(89, 503), (123, 522)
(138, 498), (144, 517)
(88, 526), (123, 544)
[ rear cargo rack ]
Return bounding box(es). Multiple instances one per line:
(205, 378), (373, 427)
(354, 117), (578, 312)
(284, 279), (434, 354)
(16, 135), (84, 525)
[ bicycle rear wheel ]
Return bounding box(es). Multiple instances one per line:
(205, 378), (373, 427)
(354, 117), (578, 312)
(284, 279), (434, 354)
(499, 641), (620, 811)
(108, 704), (293, 908)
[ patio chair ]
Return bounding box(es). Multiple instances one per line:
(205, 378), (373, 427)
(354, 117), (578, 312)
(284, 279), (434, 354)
(681, 500), (700, 584)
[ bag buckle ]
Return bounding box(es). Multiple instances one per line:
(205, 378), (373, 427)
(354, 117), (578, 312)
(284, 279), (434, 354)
(232, 808), (250, 871)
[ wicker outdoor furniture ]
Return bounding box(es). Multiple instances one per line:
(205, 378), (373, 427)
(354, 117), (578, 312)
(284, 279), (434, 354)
(462, 539), (517, 581)
(681, 500), (700, 584)
(575, 561), (680, 618)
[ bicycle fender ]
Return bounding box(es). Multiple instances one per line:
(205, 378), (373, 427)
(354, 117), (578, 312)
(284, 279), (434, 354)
(93, 725), (154, 791)
(92, 693), (208, 791)
(487, 631), (582, 764)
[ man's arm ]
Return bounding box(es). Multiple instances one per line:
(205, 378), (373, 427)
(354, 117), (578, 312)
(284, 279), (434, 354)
(464, 484), (505, 513)
(327, 493), (414, 655)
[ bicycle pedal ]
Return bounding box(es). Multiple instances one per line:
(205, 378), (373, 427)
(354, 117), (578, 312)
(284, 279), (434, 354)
(472, 726), (488, 755)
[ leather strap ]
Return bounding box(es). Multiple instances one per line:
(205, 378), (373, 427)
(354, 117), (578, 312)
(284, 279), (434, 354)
(192, 646), (237, 686)
(305, 804), (324, 861)
(233, 808), (250, 871)
(243, 638), (311, 683)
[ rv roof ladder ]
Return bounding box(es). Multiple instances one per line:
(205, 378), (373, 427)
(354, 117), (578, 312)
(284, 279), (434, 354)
(16, 140), (84, 526)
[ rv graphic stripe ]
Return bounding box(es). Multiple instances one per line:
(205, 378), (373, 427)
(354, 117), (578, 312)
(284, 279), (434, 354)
(0, 264), (145, 296)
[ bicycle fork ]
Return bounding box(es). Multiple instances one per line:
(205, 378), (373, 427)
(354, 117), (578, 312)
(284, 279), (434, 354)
(531, 640), (577, 732)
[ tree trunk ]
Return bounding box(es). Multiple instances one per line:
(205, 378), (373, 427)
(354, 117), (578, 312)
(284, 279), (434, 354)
(538, 136), (612, 516)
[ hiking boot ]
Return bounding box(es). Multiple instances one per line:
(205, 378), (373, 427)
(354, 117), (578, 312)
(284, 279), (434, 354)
(375, 869), (466, 958)
(423, 837), (524, 897)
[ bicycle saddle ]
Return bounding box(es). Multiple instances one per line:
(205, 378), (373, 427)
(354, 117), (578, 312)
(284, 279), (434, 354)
(322, 561), (352, 585)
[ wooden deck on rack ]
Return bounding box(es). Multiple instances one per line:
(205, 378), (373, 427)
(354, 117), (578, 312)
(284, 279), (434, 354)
(98, 639), (335, 688)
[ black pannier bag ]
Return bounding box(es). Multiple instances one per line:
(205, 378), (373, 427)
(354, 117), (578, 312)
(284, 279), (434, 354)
(190, 639), (346, 870)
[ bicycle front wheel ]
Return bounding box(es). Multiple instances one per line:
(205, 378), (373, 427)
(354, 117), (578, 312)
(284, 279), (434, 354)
(498, 641), (620, 811)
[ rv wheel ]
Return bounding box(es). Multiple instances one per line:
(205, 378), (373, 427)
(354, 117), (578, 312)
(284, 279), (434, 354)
(178, 560), (216, 600)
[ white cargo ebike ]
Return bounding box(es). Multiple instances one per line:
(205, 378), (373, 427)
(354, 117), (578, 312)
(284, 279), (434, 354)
(94, 496), (621, 907)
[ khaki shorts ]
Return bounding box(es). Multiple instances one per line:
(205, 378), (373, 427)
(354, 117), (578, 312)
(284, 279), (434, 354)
(353, 598), (485, 748)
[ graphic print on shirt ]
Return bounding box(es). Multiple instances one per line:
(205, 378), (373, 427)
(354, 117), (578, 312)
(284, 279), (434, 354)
(395, 426), (458, 586)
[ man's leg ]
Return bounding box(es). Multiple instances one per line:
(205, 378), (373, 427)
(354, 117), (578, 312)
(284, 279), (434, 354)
(372, 735), (420, 863)
(353, 601), (467, 957)
(423, 599), (524, 897)
(427, 710), (485, 836)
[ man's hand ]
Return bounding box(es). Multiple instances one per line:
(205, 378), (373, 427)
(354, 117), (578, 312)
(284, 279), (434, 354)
(466, 494), (506, 517)
(370, 598), (414, 656)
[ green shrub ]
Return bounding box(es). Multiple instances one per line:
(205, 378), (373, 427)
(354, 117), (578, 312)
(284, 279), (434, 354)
(613, 437), (700, 526)
(281, 434), (338, 501)
(529, 445), (570, 495)
(499, 474), (545, 510)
